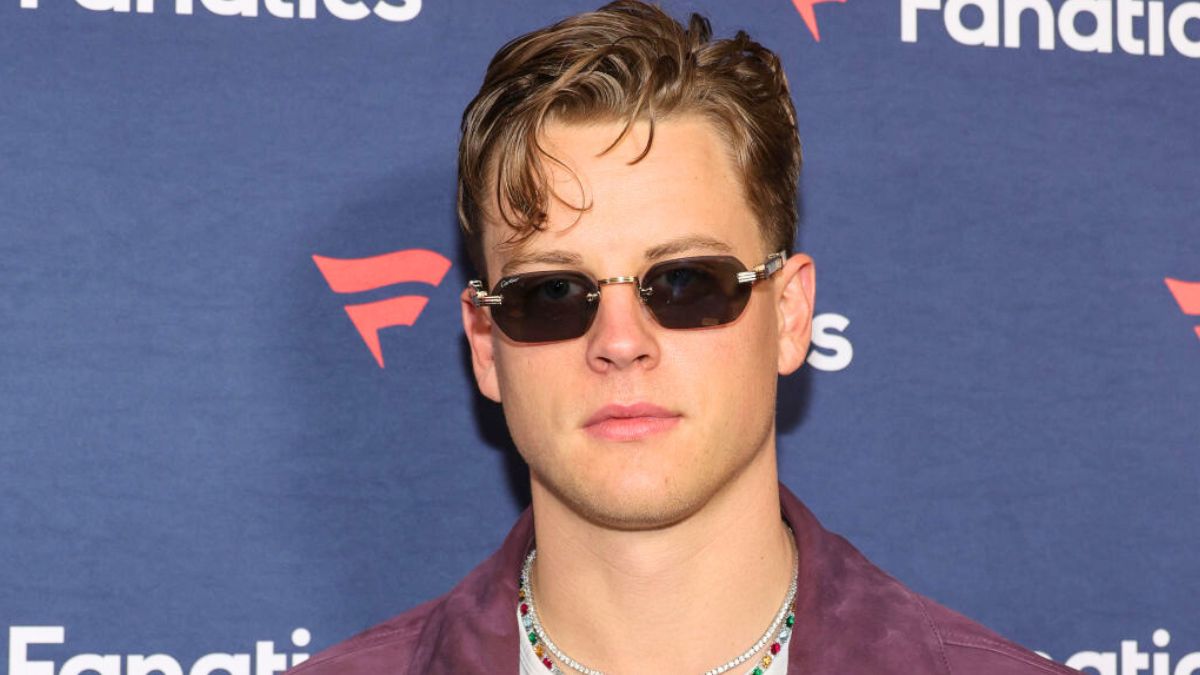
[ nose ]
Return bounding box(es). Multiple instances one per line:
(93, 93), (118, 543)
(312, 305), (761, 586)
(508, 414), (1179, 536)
(585, 280), (660, 372)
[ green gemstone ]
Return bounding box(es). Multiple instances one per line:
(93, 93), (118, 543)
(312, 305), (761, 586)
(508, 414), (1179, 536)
(528, 631), (538, 644)
(785, 614), (795, 627)
(753, 668), (763, 675)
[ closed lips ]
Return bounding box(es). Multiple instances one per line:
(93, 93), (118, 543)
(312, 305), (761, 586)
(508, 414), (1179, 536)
(584, 403), (679, 426)
(582, 404), (682, 442)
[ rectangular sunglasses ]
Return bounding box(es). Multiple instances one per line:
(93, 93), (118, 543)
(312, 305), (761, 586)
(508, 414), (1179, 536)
(468, 250), (787, 343)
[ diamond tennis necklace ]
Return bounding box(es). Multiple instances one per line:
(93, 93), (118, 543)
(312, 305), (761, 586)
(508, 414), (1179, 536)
(517, 528), (798, 675)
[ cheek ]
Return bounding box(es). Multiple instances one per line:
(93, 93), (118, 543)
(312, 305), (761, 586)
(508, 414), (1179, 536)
(727, 292), (781, 372)
(673, 311), (776, 409)
(750, 289), (782, 368)
(718, 297), (781, 407)
(493, 342), (577, 441)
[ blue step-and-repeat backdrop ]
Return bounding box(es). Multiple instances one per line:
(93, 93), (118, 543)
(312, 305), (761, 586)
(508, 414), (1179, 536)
(2, 0), (1198, 673)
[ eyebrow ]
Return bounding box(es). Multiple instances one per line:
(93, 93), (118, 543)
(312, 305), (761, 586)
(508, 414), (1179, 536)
(498, 234), (735, 278)
(643, 235), (734, 261)
(499, 250), (584, 278)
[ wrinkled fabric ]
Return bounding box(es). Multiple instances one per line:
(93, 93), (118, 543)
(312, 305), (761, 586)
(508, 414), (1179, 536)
(288, 485), (1081, 674)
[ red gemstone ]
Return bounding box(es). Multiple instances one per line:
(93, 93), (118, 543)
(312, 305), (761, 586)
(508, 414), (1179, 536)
(520, 603), (529, 615)
(542, 657), (553, 669)
(771, 642), (781, 655)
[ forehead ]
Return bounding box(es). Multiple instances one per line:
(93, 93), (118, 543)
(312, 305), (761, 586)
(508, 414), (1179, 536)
(481, 115), (764, 277)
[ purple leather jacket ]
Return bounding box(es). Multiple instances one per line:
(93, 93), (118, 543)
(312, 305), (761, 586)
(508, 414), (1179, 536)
(289, 484), (1081, 674)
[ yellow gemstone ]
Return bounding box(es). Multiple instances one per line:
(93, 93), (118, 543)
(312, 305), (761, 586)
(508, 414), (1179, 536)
(761, 654), (773, 668)
(534, 644), (545, 658)
(518, 589), (526, 600)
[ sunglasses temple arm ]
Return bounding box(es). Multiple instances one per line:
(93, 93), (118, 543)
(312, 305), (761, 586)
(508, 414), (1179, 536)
(737, 250), (788, 284)
(468, 280), (503, 307)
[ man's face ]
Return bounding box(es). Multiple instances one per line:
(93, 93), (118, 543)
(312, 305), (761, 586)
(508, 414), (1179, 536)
(463, 116), (813, 530)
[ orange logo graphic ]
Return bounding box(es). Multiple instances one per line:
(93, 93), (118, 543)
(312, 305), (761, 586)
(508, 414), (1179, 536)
(313, 249), (452, 367)
(1165, 277), (1200, 342)
(792, 0), (846, 42)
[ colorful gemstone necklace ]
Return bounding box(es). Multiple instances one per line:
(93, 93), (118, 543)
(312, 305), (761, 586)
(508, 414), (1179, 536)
(517, 528), (798, 675)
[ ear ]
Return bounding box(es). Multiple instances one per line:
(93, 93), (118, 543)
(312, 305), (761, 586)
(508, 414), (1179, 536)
(775, 253), (816, 376)
(461, 286), (502, 403)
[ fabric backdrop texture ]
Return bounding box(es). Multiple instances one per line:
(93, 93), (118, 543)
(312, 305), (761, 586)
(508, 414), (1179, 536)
(2, 0), (1198, 673)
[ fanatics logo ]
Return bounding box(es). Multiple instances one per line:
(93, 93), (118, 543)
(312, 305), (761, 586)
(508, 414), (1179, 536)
(8, 625), (314, 674)
(18, 0), (419, 22)
(1164, 277), (1200, 342)
(792, 0), (847, 41)
(901, 0), (1200, 58)
(313, 249), (452, 367)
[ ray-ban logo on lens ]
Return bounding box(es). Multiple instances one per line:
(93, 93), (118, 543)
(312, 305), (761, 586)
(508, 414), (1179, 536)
(313, 249), (452, 367)
(1165, 277), (1200, 343)
(792, 0), (847, 41)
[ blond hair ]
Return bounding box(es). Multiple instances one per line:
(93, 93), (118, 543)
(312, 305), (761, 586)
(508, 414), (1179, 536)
(457, 0), (802, 280)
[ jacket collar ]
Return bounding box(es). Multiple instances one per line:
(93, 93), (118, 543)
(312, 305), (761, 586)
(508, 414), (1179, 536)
(413, 483), (945, 674)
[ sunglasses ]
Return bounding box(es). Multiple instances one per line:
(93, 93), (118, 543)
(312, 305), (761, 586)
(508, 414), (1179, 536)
(468, 250), (787, 343)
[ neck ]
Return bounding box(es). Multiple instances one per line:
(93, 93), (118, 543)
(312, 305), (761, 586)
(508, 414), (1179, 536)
(526, 441), (793, 674)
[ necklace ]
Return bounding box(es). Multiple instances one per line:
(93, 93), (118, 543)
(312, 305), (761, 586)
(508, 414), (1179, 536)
(517, 527), (798, 675)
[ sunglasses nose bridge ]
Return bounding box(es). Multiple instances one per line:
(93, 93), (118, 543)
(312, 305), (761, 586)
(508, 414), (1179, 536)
(595, 275), (652, 304)
(596, 275), (639, 286)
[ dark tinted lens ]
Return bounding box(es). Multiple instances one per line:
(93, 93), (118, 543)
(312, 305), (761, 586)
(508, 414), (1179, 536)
(490, 271), (598, 342)
(642, 256), (751, 329)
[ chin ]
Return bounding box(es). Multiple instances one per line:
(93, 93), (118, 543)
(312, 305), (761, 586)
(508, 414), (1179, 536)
(578, 494), (699, 531)
(522, 426), (769, 531)
(549, 468), (718, 531)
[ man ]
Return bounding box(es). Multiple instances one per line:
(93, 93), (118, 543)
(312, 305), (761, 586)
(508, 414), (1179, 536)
(290, 2), (1082, 673)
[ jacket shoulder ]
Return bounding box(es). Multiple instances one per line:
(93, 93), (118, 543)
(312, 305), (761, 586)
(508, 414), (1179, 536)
(284, 595), (442, 675)
(918, 596), (1081, 675)
(286, 508), (533, 675)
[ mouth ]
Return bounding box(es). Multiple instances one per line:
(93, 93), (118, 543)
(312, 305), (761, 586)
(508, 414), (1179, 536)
(583, 403), (681, 442)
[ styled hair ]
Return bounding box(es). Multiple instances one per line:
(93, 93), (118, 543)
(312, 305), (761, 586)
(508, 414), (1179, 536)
(457, 0), (802, 280)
